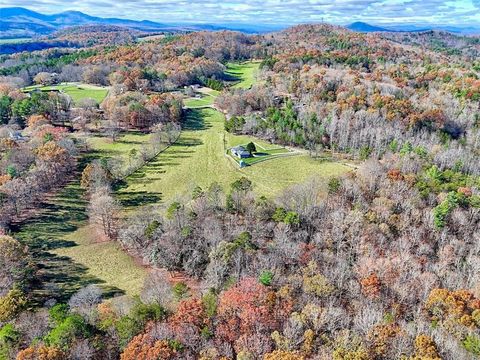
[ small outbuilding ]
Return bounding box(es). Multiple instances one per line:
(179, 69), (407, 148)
(7, 129), (26, 142)
(231, 145), (251, 159)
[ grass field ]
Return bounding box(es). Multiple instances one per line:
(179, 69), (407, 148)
(184, 94), (215, 108)
(111, 61), (349, 202)
(86, 132), (152, 162)
(12, 178), (147, 303)
(112, 108), (350, 203)
(23, 83), (109, 104)
(225, 61), (261, 89)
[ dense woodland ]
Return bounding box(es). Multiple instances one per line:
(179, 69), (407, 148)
(0, 24), (479, 359)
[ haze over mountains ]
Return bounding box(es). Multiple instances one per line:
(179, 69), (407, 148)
(1, 7), (478, 39)
(0, 7), (282, 38)
(347, 21), (480, 34)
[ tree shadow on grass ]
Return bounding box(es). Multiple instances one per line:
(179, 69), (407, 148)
(116, 191), (162, 208)
(12, 179), (125, 306)
(183, 109), (211, 131)
(223, 72), (242, 82)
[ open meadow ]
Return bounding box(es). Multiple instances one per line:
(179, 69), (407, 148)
(23, 83), (109, 104)
(111, 108), (350, 204)
(225, 61), (261, 89)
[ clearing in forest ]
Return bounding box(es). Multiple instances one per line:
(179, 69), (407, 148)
(12, 160), (147, 304)
(112, 108), (350, 204)
(23, 82), (109, 104)
(225, 61), (261, 89)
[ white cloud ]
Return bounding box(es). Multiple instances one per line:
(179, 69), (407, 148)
(0, 0), (477, 25)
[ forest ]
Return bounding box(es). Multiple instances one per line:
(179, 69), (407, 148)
(0, 21), (479, 360)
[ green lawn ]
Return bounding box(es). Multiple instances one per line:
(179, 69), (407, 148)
(225, 61), (261, 89)
(23, 83), (109, 105)
(184, 94), (215, 108)
(86, 132), (152, 162)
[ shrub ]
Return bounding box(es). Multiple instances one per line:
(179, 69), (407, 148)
(144, 220), (161, 239)
(272, 207), (288, 222)
(433, 191), (458, 228)
(115, 316), (142, 349)
(359, 146), (372, 160)
(259, 271), (274, 286)
(130, 301), (166, 323)
(49, 304), (69, 324)
(302, 261), (335, 297)
(172, 282), (189, 300)
(45, 314), (90, 349)
(166, 202), (182, 220)
(284, 211), (300, 226)
(463, 335), (480, 356)
(0, 289), (27, 322)
(328, 177), (341, 193)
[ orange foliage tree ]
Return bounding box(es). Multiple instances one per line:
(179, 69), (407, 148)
(216, 278), (291, 346)
(16, 346), (66, 360)
(121, 330), (177, 360)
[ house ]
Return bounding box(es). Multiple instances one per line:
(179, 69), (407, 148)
(231, 145), (251, 159)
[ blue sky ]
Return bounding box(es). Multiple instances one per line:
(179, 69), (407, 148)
(2, 0), (479, 25)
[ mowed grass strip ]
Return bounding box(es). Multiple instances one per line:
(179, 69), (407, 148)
(184, 94), (215, 108)
(225, 61), (261, 89)
(23, 83), (109, 104)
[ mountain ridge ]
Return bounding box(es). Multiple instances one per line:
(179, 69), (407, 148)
(347, 21), (479, 34)
(0, 7), (283, 38)
(1, 7), (478, 39)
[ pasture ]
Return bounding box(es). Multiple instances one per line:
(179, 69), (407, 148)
(225, 61), (261, 89)
(23, 83), (109, 104)
(111, 108), (350, 203)
(12, 178), (147, 303)
(86, 132), (153, 162)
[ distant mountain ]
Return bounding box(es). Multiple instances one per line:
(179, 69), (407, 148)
(347, 22), (390, 32)
(347, 21), (479, 34)
(347, 21), (430, 33)
(0, 7), (282, 39)
(0, 7), (176, 38)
